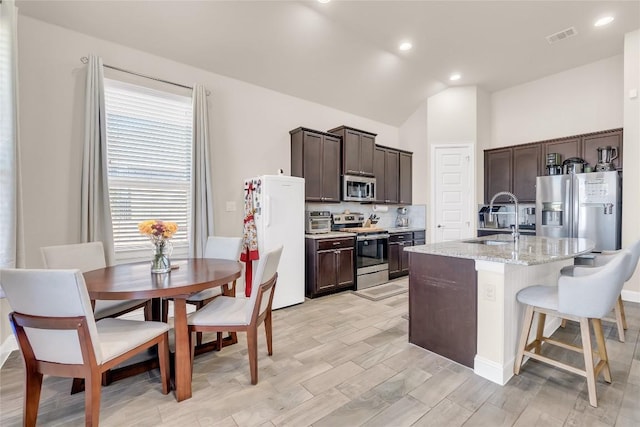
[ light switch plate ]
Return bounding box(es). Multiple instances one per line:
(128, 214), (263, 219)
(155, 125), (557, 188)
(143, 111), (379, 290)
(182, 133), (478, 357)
(225, 201), (237, 212)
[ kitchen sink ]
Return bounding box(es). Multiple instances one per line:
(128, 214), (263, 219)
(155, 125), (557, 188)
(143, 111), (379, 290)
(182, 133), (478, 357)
(463, 239), (511, 246)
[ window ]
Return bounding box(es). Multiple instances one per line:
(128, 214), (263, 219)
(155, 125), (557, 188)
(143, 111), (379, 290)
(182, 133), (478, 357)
(104, 79), (193, 260)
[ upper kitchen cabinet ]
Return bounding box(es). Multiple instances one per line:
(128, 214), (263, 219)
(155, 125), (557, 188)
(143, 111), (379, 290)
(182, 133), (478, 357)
(581, 129), (623, 170)
(290, 127), (341, 202)
(485, 145), (540, 203)
(484, 148), (512, 203)
(512, 144), (541, 203)
(374, 145), (413, 205)
(328, 126), (376, 176)
(399, 151), (413, 205)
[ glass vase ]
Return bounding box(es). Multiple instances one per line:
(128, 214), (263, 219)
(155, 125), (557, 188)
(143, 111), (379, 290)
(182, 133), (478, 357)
(151, 240), (172, 273)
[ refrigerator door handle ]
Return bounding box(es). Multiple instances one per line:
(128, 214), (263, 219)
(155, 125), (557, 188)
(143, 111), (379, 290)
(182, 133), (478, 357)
(264, 195), (270, 227)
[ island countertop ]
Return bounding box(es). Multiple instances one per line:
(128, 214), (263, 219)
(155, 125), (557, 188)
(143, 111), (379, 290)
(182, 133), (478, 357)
(405, 234), (595, 266)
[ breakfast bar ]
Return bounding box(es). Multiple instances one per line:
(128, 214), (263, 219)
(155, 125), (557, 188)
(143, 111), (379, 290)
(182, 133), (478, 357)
(405, 234), (595, 385)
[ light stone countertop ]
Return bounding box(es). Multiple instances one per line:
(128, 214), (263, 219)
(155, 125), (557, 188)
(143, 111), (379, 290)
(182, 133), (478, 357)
(387, 227), (426, 233)
(405, 234), (595, 266)
(305, 232), (356, 239)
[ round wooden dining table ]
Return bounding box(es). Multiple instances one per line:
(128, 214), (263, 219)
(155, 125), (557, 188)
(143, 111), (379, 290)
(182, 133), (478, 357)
(83, 258), (242, 402)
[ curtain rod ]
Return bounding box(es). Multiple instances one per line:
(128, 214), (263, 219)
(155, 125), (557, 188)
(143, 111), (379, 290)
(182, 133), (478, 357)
(80, 56), (210, 96)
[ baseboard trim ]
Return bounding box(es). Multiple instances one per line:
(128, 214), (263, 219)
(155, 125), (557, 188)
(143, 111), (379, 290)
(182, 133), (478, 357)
(1, 335), (18, 369)
(474, 355), (512, 385)
(622, 290), (640, 303)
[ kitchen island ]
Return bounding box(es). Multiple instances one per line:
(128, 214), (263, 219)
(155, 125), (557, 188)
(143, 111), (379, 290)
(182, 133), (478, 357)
(405, 234), (594, 385)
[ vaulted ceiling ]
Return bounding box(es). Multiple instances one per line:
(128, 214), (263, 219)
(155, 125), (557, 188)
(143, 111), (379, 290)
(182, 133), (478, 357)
(16, 1), (640, 126)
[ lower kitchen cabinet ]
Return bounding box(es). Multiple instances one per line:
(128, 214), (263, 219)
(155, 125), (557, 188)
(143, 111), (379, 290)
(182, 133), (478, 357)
(305, 236), (355, 298)
(389, 230), (425, 279)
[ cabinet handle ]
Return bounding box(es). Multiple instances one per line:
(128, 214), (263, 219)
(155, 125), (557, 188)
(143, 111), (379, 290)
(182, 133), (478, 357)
(332, 242), (340, 245)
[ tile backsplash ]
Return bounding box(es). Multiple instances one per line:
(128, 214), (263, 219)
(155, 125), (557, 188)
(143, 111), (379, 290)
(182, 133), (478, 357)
(306, 203), (426, 229)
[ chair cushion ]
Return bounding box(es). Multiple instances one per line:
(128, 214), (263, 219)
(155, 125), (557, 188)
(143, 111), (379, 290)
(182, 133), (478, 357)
(516, 285), (558, 311)
(97, 318), (170, 364)
(187, 296), (249, 326)
(94, 299), (147, 320)
(187, 287), (222, 302)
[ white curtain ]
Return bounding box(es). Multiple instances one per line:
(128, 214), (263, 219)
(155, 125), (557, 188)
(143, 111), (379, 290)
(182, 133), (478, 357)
(189, 84), (214, 257)
(81, 54), (115, 264)
(0, 0), (25, 298)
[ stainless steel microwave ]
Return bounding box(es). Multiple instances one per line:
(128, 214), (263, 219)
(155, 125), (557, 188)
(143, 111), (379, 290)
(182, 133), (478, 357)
(342, 175), (376, 202)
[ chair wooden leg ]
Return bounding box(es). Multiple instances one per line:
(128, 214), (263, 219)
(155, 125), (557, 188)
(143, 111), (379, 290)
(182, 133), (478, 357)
(85, 371), (102, 426)
(144, 300), (152, 321)
(195, 302), (205, 347)
(158, 333), (171, 394)
(514, 305), (534, 375)
(579, 317), (598, 407)
(592, 318), (611, 383)
(265, 312), (273, 356)
(216, 332), (223, 351)
(247, 327), (259, 385)
(24, 367), (43, 427)
(534, 312), (546, 354)
(561, 319), (568, 328)
(614, 296), (626, 342)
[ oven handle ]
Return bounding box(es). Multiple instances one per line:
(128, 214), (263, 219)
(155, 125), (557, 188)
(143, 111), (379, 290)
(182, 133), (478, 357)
(356, 234), (390, 241)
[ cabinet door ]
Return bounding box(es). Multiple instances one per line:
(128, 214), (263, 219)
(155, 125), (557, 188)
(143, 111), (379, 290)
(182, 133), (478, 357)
(581, 130), (622, 170)
(512, 144), (540, 203)
(542, 137), (580, 169)
(336, 247), (355, 288)
(388, 242), (401, 275)
(303, 131), (323, 201)
(484, 148), (512, 203)
(322, 135), (341, 202)
(360, 134), (375, 176)
(399, 152), (412, 205)
(385, 150), (400, 204)
(343, 130), (361, 176)
(400, 241), (412, 273)
(316, 250), (337, 292)
(373, 147), (386, 203)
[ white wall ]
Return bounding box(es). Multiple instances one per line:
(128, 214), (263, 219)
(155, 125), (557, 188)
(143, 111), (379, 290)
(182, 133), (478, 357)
(399, 100), (428, 207)
(621, 30), (640, 298)
(15, 16), (399, 268)
(491, 55), (624, 147)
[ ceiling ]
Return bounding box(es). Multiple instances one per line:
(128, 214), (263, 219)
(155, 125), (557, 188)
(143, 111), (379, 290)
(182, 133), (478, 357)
(16, 1), (640, 126)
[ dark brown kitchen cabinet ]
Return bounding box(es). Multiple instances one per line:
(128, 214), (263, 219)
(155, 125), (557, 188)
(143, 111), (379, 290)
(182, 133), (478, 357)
(384, 149), (400, 204)
(328, 126), (376, 176)
(389, 230), (425, 279)
(291, 127), (341, 202)
(484, 148), (512, 203)
(373, 146), (386, 203)
(581, 129), (623, 170)
(512, 144), (541, 203)
(399, 151), (413, 205)
(305, 236), (355, 298)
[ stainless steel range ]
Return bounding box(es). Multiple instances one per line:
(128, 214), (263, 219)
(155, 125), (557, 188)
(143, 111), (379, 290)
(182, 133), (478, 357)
(332, 213), (389, 290)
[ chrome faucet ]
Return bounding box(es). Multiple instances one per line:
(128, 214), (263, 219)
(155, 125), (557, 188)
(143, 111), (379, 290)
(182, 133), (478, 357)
(489, 191), (520, 242)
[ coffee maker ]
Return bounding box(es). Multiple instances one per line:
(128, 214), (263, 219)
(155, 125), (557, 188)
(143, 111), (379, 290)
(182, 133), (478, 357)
(396, 207), (409, 228)
(595, 146), (618, 171)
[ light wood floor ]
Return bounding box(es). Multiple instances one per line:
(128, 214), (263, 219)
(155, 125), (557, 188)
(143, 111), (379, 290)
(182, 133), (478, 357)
(1, 289), (638, 426)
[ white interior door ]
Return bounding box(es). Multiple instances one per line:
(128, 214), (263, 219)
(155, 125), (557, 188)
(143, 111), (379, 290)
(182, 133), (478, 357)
(431, 145), (474, 242)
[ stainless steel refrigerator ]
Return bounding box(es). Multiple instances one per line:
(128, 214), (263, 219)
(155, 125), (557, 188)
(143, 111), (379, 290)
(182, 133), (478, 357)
(536, 171), (621, 252)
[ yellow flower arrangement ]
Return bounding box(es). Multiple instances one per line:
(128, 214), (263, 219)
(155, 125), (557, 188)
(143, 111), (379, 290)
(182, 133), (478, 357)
(138, 219), (178, 241)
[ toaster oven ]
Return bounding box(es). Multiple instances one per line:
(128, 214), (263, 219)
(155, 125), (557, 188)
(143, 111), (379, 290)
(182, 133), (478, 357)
(305, 211), (332, 234)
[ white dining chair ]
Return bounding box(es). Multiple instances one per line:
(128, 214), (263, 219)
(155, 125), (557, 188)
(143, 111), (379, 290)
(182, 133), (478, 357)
(514, 250), (631, 407)
(0, 268), (171, 426)
(560, 239), (640, 342)
(41, 242), (150, 320)
(188, 245), (283, 385)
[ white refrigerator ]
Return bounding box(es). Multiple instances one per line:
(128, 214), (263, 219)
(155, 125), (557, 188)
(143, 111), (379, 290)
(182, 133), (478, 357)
(245, 175), (305, 309)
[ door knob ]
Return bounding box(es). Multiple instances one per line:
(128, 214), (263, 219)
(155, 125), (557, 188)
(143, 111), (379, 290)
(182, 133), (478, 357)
(437, 224), (443, 228)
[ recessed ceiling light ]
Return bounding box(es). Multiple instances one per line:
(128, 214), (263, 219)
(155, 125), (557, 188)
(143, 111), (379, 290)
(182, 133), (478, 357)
(594, 16), (614, 27)
(318, 0), (330, 3)
(449, 73), (461, 81)
(399, 42), (412, 51)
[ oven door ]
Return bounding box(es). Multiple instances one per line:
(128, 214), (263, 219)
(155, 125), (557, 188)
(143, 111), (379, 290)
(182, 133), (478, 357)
(356, 234), (389, 289)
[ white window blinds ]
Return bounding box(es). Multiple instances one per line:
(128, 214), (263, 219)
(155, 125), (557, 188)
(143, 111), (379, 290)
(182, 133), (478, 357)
(104, 79), (193, 258)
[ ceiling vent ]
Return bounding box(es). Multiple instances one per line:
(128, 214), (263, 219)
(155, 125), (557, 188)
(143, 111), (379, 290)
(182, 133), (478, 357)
(546, 27), (578, 44)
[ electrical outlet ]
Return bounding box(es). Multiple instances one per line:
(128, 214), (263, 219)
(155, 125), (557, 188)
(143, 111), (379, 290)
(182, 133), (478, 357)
(484, 283), (496, 301)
